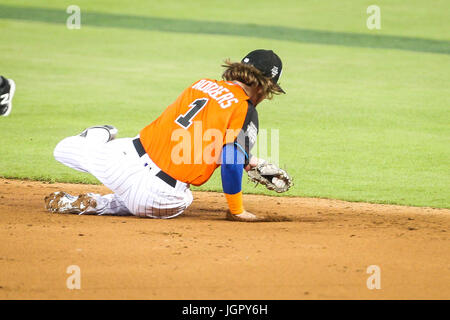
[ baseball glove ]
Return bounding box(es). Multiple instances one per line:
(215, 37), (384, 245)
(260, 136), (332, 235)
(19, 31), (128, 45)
(247, 160), (293, 193)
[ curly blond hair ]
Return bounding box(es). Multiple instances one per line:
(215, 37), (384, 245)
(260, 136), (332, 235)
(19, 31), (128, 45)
(221, 60), (284, 100)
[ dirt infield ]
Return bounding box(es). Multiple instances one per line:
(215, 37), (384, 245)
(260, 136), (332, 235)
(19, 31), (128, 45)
(0, 178), (448, 299)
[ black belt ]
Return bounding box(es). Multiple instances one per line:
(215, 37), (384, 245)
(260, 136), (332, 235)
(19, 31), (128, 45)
(133, 138), (177, 188)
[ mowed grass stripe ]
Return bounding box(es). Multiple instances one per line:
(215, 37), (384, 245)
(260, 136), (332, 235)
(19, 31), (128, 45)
(0, 5), (449, 55)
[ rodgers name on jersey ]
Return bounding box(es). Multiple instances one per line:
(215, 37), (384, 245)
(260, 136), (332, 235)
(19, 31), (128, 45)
(140, 78), (255, 186)
(191, 79), (239, 109)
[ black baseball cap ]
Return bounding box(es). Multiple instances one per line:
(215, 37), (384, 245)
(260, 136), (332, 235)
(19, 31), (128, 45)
(241, 49), (285, 93)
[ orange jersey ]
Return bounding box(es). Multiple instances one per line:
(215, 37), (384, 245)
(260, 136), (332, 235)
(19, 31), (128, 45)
(140, 79), (254, 186)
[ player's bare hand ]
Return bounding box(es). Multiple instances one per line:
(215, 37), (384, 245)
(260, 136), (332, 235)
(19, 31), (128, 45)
(226, 210), (260, 222)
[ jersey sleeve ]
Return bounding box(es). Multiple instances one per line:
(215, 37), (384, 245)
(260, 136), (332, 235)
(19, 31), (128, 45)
(234, 101), (259, 165)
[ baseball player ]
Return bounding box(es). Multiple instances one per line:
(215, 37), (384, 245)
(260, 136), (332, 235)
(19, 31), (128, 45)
(0, 76), (16, 116)
(45, 49), (285, 222)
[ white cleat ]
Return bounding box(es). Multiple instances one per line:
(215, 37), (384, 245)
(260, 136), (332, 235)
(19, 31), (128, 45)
(44, 191), (97, 214)
(0, 77), (16, 117)
(79, 125), (118, 143)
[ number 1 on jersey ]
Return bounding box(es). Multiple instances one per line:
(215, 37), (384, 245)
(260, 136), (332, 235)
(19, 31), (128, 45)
(175, 98), (209, 129)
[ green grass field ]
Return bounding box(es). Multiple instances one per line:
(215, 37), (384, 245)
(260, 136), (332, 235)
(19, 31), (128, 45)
(0, 0), (449, 208)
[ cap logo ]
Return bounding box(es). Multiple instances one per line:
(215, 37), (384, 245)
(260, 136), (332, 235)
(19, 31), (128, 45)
(243, 58), (250, 63)
(271, 66), (279, 78)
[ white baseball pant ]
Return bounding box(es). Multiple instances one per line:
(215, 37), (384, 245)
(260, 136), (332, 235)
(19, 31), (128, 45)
(53, 133), (193, 218)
